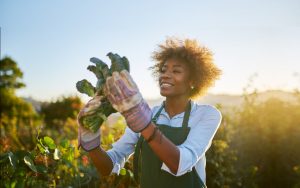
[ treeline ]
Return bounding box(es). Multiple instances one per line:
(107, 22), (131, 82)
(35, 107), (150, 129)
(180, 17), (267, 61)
(1, 57), (300, 187)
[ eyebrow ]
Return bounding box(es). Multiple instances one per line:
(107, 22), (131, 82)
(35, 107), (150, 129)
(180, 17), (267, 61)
(162, 64), (184, 68)
(173, 64), (183, 68)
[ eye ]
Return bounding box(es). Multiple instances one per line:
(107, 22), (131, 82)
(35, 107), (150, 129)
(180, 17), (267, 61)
(160, 68), (166, 73)
(173, 70), (181, 73)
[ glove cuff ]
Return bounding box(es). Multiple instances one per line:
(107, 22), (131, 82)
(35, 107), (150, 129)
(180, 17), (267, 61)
(78, 127), (101, 152)
(123, 100), (152, 133)
(78, 136), (100, 152)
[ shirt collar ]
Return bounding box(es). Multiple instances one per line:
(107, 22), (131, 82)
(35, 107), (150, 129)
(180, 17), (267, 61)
(159, 100), (196, 120)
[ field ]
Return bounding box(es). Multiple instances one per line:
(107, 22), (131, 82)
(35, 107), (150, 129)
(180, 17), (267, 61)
(1, 57), (300, 188)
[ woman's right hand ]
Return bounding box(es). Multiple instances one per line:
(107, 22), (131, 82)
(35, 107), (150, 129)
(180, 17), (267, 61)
(77, 96), (103, 151)
(104, 70), (152, 133)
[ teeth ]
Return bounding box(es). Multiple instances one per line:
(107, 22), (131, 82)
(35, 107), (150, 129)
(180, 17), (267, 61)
(161, 83), (172, 88)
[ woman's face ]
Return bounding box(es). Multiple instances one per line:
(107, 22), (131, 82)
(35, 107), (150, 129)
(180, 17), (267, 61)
(159, 58), (192, 98)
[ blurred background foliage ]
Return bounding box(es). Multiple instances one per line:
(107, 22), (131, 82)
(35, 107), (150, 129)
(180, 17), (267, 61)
(1, 57), (299, 188)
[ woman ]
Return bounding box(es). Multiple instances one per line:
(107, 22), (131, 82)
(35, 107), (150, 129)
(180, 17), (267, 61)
(77, 37), (222, 188)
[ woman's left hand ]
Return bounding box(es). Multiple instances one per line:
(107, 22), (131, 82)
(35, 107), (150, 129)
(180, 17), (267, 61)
(104, 70), (152, 132)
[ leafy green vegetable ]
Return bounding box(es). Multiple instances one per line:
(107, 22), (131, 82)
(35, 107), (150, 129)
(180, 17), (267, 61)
(76, 52), (130, 132)
(82, 113), (104, 132)
(87, 65), (103, 79)
(107, 52), (130, 73)
(80, 99), (116, 132)
(76, 79), (95, 97)
(122, 56), (130, 72)
(90, 57), (110, 79)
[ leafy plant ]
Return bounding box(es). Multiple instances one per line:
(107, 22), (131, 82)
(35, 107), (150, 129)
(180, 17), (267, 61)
(76, 53), (130, 133)
(0, 134), (97, 188)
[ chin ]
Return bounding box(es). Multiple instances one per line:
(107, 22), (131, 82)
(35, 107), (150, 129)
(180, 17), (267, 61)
(160, 91), (168, 97)
(160, 91), (174, 98)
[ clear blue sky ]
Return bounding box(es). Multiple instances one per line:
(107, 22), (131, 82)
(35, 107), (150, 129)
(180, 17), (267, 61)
(1, 0), (299, 102)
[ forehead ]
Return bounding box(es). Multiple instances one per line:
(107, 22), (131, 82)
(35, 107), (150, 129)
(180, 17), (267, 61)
(162, 58), (188, 69)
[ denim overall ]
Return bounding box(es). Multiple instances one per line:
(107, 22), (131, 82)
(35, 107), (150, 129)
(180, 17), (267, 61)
(133, 101), (206, 188)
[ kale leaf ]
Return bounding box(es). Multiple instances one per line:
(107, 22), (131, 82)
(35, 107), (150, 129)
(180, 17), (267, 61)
(76, 52), (130, 132)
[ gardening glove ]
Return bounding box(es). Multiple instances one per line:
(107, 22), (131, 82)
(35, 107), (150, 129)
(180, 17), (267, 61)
(104, 70), (152, 133)
(77, 96), (102, 151)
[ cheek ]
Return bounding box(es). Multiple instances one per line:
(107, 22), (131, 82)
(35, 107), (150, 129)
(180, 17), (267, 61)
(175, 76), (190, 90)
(182, 73), (191, 84)
(182, 82), (191, 92)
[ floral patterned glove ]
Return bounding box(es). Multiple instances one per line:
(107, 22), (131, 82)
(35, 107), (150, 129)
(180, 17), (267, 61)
(77, 96), (102, 151)
(104, 70), (152, 132)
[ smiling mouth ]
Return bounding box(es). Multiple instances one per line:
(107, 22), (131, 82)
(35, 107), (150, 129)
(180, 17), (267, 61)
(160, 83), (173, 88)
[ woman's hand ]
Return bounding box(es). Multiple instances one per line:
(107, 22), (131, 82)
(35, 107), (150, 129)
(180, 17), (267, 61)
(104, 70), (152, 132)
(77, 96), (102, 151)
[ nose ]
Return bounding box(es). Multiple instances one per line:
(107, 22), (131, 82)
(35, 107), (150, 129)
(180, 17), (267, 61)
(159, 71), (171, 85)
(159, 71), (171, 80)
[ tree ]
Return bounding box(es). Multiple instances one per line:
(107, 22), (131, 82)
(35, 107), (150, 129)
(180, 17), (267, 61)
(0, 57), (40, 152)
(40, 96), (82, 140)
(0, 57), (25, 90)
(41, 96), (82, 127)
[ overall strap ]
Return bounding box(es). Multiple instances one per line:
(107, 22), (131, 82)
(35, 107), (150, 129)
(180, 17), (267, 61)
(151, 102), (165, 124)
(182, 100), (192, 129)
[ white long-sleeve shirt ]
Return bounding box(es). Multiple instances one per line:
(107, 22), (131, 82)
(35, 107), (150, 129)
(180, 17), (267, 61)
(107, 101), (222, 183)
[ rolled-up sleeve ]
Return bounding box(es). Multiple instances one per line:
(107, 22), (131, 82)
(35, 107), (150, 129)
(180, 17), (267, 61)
(106, 127), (139, 175)
(161, 106), (222, 176)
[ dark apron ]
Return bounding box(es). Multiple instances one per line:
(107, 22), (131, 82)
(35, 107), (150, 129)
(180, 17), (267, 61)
(133, 101), (206, 188)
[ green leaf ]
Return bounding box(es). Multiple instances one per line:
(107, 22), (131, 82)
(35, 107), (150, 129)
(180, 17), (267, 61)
(89, 57), (110, 78)
(121, 56), (130, 72)
(76, 79), (95, 97)
(87, 65), (103, 79)
(24, 156), (37, 172)
(44, 136), (54, 144)
(95, 78), (105, 93)
(60, 139), (70, 148)
(8, 152), (17, 168)
(36, 164), (48, 174)
(82, 114), (104, 133)
(107, 52), (125, 73)
(43, 136), (56, 150)
(90, 57), (108, 69)
(37, 143), (46, 154)
(11, 181), (17, 188)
